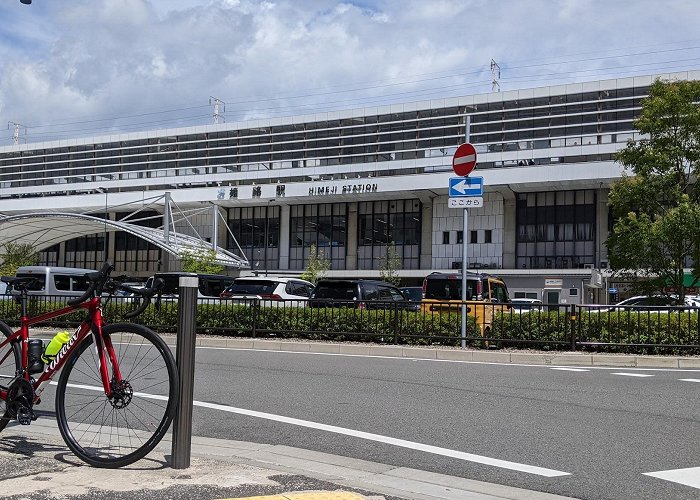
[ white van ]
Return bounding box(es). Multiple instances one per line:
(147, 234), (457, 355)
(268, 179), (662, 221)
(14, 266), (97, 297)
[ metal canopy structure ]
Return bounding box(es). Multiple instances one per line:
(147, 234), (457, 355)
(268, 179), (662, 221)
(0, 212), (249, 269)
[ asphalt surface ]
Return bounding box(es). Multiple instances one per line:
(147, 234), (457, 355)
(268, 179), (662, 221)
(2, 335), (699, 499)
(183, 344), (699, 500)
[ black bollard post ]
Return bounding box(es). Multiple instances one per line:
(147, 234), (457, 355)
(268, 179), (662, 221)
(171, 274), (198, 469)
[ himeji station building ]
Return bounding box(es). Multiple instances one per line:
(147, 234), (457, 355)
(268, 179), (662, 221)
(2, 70), (698, 305)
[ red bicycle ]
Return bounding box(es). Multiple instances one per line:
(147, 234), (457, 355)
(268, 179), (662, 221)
(0, 262), (178, 468)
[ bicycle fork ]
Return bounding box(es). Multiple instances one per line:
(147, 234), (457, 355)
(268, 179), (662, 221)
(91, 313), (129, 408)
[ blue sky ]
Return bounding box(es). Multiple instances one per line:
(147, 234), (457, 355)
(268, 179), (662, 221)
(1, 0), (699, 144)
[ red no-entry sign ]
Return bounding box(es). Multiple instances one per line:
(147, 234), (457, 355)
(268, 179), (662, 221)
(452, 143), (477, 176)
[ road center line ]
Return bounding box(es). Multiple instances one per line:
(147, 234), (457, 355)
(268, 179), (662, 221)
(611, 372), (654, 378)
(643, 466), (700, 490)
(679, 378), (700, 383)
(192, 399), (569, 477)
(550, 367), (589, 372)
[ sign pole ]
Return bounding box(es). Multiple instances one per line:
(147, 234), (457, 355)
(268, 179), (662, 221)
(461, 116), (470, 348)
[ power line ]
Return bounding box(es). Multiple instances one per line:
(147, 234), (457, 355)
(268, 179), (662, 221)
(8, 45), (700, 143)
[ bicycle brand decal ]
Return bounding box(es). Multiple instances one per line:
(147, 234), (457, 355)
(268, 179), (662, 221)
(46, 326), (81, 372)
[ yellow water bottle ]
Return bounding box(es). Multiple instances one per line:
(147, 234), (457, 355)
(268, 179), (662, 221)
(42, 331), (70, 363)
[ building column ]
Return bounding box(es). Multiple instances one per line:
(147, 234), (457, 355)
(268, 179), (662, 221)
(596, 188), (609, 267)
(279, 204), (290, 270)
(346, 202), (358, 270)
(420, 199), (433, 270)
(502, 193), (517, 269)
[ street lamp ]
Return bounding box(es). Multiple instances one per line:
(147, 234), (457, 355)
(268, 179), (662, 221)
(20, 0), (32, 4)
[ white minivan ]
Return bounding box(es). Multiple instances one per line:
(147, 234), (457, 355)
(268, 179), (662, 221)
(14, 266), (97, 297)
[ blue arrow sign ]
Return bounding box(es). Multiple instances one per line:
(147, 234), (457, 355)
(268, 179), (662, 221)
(449, 176), (483, 197)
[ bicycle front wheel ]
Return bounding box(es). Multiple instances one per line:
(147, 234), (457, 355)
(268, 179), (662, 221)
(55, 323), (178, 468)
(0, 320), (21, 433)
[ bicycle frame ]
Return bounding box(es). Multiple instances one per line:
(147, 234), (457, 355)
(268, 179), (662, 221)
(0, 294), (120, 405)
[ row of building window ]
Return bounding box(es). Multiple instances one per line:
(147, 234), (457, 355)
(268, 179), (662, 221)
(442, 230), (493, 245)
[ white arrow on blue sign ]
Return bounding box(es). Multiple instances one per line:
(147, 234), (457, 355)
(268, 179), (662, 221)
(449, 176), (483, 197)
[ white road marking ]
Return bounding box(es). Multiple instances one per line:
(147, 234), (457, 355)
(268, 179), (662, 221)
(550, 367), (589, 372)
(62, 381), (569, 477)
(611, 372), (654, 378)
(679, 378), (700, 383)
(644, 466), (700, 490)
(191, 399), (570, 477)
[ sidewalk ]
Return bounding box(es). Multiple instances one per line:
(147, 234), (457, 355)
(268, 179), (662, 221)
(0, 418), (574, 500)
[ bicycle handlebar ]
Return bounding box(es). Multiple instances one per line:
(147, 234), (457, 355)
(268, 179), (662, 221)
(67, 261), (113, 307)
(122, 278), (164, 319)
(66, 262), (164, 320)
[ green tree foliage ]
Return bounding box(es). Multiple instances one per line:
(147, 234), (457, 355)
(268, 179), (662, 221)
(179, 247), (224, 274)
(379, 244), (402, 287)
(0, 242), (39, 277)
(608, 79), (700, 299)
(300, 244), (330, 284)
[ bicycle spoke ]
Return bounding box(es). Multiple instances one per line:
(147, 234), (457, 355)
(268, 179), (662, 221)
(56, 324), (177, 467)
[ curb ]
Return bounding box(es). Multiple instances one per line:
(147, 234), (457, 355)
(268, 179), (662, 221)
(188, 336), (700, 369)
(29, 330), (700, 369)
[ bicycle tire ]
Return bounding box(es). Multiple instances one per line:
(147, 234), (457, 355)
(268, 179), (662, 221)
(55, 323), (178, 468)
(0, 320), (21, 433)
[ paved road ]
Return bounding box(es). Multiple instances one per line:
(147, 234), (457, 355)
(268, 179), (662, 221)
(183, 346), (700, 500)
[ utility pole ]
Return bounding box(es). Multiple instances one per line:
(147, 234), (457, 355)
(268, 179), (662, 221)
(491, 59), (501, 92)
(7, 121), (26, 145)
(209, 97), (226, 124)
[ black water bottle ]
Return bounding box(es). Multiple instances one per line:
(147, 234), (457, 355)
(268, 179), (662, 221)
(28, 339), (45, 374)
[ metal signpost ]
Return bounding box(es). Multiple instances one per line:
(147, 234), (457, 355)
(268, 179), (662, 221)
(450, 120), (483, 348)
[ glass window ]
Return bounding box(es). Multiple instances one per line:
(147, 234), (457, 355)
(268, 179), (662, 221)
(470, 231), (478, 244)
(442, 231), (450, 244)
(516, 190), (596, 269)
(54, 275), (71, 291)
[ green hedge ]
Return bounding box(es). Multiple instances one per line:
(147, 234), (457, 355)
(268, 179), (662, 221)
(2, 297), (697, 354)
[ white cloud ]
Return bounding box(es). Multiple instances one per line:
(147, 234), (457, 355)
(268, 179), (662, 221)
(0, 0), (698, 143)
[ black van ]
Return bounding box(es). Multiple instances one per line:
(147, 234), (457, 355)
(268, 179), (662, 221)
(309, 279), (410, 310)
(145, 272), (235, 299)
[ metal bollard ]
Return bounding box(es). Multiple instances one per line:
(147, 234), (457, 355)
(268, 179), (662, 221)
(171, 274), (198, 469)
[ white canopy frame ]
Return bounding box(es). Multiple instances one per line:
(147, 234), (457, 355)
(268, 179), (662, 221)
(0, 194), (249, 269)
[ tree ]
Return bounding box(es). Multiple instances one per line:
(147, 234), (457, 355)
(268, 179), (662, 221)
(379, 244), (402, 287)
(300, 244), (330, 284)
(607, 79), (700, 300)
(179, 247), (224, 274)
(0, 242), (39, 276)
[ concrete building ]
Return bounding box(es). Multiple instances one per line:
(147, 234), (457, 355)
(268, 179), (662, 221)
(2, 70), (697, 304)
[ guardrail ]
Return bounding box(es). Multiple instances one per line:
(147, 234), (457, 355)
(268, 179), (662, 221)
(3, 295), (698, 355)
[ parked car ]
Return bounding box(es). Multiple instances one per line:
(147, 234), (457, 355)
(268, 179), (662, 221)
(400, 286), (423, 312)
(309, 279), (411, 310)
(421, 271), (511, 335)
(220, 277), (314, 306)
(14, 266), (97, 297)
(145, 272), (235, 302)
(600, 295), (700, 312)
(510, 298), (543, 313)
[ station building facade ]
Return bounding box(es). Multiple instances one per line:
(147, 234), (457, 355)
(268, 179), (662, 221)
(2, 70), (698, 304)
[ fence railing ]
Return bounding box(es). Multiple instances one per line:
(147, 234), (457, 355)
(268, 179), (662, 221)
(3, 296), (698, 355)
